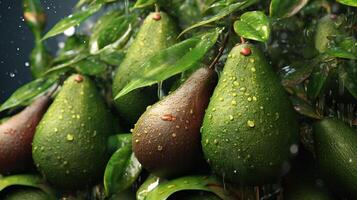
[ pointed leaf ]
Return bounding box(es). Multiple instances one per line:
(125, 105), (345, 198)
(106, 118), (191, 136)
(42, 3), (102, 40)
(145, 176), (235, 200)
(233, 11), (270, 42)
(270, 0), (309, 18)
(336, 0), (357, 7)
(104, 136), (142, 197)
(339, 61), (357, 99)
(107, 133), (132, 154)
(179, 0), (258, 37)
(114, 28), (221, 100)
(134, 0), (156, 8)
(74, 56), (108, 75)
(326, 37), (357, 60)
(289, 96), (322, 119)
(137, 175), (160, 200)
(0, 76), (58, 112)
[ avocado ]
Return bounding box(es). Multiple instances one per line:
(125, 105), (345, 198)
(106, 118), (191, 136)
(201, 44), (299, 185)
(112, 11), (178, 126)
(133, 68), (217, 178)
(314, 14), (342, 53)
(314, 118), (357, 197)
(32, 74), (115, 189)
(0, 95), (50, 174)
(2, 188), (49, 200)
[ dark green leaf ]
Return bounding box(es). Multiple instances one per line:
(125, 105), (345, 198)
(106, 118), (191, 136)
(0, 174), (56, 199)
(145, 176), (234, 200)
(137, 175), (160, 200)
(326, 37), (357, 60)
(307, 62), (330, 101)
(44, 53), (89, 76)
(107, 133), (132, 154)
(179, 0), (258, 37)
(43, 3), (102, 40)
(0, 76), (58, 112)
(270, 0), (309, 18)
(281, 62), (314, 87)
(114, 28), (221, 100)
(99, 51), (125, 66)
(134, 0), (156, 8)
(336, 0), (357, 7)
(289, 96), (322, 119)
(233, 11), (270, 42)
(74, 56), (108, 75)
(104, 138), (142, 197)
(339, 60), (357, 99)
(89, 11), (136, 54)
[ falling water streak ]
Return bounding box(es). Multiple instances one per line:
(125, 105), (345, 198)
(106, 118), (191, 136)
(157, 81), (165, 100)
(124, 0), (129, 15)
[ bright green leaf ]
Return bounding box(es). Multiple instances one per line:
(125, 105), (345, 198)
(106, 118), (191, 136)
(270, 0), (309, 18)
(145, 176), (234, 200)
(134, 0), (156, 8)
(0, 174), (56, 199)
(326, 37), (357, 60)
(104, 138), (142, 197)
(107, 133), (132, 154)
(233, 11), (271, 42)
(136, 175), (160, 200)
(179, 0), (258, 37)
(42, 3), (102, 40)
(336, 0), (357, 7)
(114, 28), (221, 100)
(0, 76), (58, 112)
(73, 56), (108, 75)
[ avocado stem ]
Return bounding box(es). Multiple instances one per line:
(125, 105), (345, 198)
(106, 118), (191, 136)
(208, 32), (229, 69)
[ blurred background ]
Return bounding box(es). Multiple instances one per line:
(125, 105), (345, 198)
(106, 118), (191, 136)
(0, 0), (76, 103)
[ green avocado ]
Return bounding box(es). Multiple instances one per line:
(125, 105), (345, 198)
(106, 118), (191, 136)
(314, 14), (342, 53)
(112, 12), (178, 126)
(2, 188), (49, 200)
(314, 118), (357, 197)
(201, 44), (299, 186)
(32, 74), (115, 189)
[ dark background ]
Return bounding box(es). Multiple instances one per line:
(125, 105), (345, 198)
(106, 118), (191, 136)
(0, 0), (77, 103)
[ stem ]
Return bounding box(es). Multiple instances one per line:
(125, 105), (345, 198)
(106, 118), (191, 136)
(155, 4), (160, 13)
(208, 32), (229, 69)
(240, 37), (246, 44)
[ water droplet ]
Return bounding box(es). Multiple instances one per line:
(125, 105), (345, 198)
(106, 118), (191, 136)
(135, 139), (139, 143)
(157, 145), (163, 151)
(172, 133), (177, 138)
(213, 139), (218, 144)
(247, 97), (252, 102)
(161, 114), (176, 121)
(290, 144), (299, 155)
(66, 134), (74, 141)
(250, 67), (256, 72)
(247, 120), (255, 128)
(231, 100), (237, 106)
(229, 115), (234, 121)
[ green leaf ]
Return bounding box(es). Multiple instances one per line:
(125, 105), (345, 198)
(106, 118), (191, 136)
(137, 175), (160, 200)
(0, 76), (58, 112)
(73, 56), (108, 75)
(233, 11), (270, 42)
(104, 137), (142, 197)
(339, 60), (357, 99)
(179, 0), (258, 37)
(114, 28), (221, 100)
(336, 0), (357, 7)
(326, 37), (357, 60)
(289, 96), (322, 119)
(89, 11), (137, 54)
(42, 3), (102, 40)
(23, 0), (46, 33)
(134, 0), (156, 8)
(0, 174), (56, 198)
(99, 51), (125, 66)
(44, 53), (89, 76)
(307, 62), (330, 101)
(281, 61), (315, 87)
(145, 176), (234, 200)
(107, 133), (132, 154)
(270, 0), (309, 18)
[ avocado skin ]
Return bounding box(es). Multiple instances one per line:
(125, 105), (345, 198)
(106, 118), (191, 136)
(2, 188), (49, 200)
(314, 118), (357, 198)
(32, 75), (115, 189)
(201, 44), (299, 185)
(112, 12), (178, 126)
(285, 183), (333, 200)
(314, 15), (340, 53)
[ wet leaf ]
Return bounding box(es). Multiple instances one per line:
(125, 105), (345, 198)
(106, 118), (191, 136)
(73, 56), (108, 75)
(145, 176), (234, 200)
(89, 11), (137, 54)
(179, 0), (258, 37)
(336, 0), (357, 7)
(0, 76), (58, 112)
(44, 53), (89, 76)
(307, 63), (330, 101)
(233, 11), (270, 42)
(326, 37), (357, 60)
(134, 0), (156, 8)
(104, 135), (142, 197)
(43, 3), (103, 40)
(270, 0), (309, 18)
(107, 133), (132, 154)
(99, 51), (125, 66)
(0, 174), (56, 198)
(281, 62), (314, 87)
(339, 60), (357, 99)
(137, 175), (160, 200)
(114, 28), (220, 100)
(289, 96), (322, 119)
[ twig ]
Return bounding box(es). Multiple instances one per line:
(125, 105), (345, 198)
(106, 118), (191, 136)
(208, 32), (229, 69)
